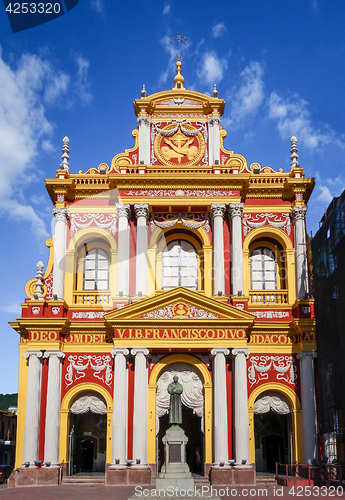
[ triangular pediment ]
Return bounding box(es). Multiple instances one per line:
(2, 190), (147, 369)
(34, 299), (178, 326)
(104, 287), (256, 323)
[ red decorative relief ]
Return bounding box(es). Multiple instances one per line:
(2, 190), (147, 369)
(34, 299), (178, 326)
(61, 353), (113, 398)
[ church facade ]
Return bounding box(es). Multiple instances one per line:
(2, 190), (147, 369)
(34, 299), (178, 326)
(10, 61), (316, 486)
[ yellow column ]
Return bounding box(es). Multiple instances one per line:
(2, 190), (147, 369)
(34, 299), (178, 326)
(59, 409), (70, 464)
(203, 245), (212, 297)
(286, 248), (296, 305)
(147, 383), (157, 464)
(15, 344), (29, 468)
(248, 408), (255, 463)
(204, 384), (213, 464)
(147, 245), (156, 296)
(110, 249), (118, 299)
(106, 408), (113, 463)
(64, 249), (76, 305)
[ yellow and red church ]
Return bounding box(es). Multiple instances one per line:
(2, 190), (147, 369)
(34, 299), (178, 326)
(10, 61), (316, 487)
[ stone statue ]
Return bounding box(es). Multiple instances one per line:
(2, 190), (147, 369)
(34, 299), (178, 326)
(167, 375), (183, 424)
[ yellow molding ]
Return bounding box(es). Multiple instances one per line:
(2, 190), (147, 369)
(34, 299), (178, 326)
(15, 344), (29, 468)
(148, 354), (212, 464)
(248, 383), (302, 464)
(25, 238), (54, 299)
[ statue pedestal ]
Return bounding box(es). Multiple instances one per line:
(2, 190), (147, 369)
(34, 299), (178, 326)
(156, 425), (194, 490)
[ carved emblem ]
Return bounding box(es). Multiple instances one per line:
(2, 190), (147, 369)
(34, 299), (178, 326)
(172, 303), (191, 318)
(154, 122), (205, 166)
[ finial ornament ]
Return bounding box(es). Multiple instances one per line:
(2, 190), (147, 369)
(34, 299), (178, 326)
(32, 261), (44, 300)
(170, 32), (188, 61)
(212, 84), (219, 98)
(61, 136), (69, 171)
(141, 84), (147, 98)
(290, 136), (299, 170)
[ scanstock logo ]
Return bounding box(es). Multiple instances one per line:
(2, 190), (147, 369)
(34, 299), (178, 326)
(3, 0), (79, 33)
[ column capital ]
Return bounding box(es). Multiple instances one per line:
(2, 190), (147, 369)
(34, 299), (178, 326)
(228, 203), (244, 219)
(24, 350), (43, 359)
(231, 347), (250, 359)
(134, 203), (150, 219)
(116, 203), (131, 220)
(291, 205), (307, 223)
(297, 350), (317, 360)
(131, 348), (149, 357)
(52, 207), (70, 223)
(208, 116), (221, 126)
(211, 348), (230, 357)
(137, 116), (150, 127)
(43, 350), (65, 360)
(210, 203), (226, 219)
(111, 348), (130, 357)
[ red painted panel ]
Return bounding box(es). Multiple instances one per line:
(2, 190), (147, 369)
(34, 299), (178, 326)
(61, 353), (113, 400)
(39, 357), (49, 462)
(127, 362), (135, 460)
(223, 218), (230, 295)
(247, 353), (301, 400)
(226, 359), (233, 459)
(129, 220), (137, 296)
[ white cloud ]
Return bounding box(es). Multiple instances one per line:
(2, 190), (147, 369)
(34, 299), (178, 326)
(0, 48), (91, 241)
(90, 0), (104, 16)
(162, 4), (170, 15)
(73, 55), (93, 105)
(0, 304), (22, 314)
(267, 92), (345, 151)
(197, 51), (227, 86)
(0, 50), (68, 239)
(158, 34), (179, 86)
(317, 185), (333, 204)
(223, 61), (265, 129)
(212, 22), (227, 38)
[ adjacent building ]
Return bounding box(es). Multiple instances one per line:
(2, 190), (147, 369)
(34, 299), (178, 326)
(10, 62), (316, 486)
(312, 190), (345, 463)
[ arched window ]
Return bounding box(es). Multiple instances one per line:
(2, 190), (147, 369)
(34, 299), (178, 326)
(162, 240), (198, 290)
(250, 247), (277, 290)
(83, 248), (109, 291)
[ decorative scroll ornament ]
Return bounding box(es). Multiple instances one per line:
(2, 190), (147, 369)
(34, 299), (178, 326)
(53, 206), (70, 224)
(254, 391), (290, 415)
(248, 355), (296, 388)
(156, 363), (204, 434)
(70, 393), (107, 415)
(70, 213), (117, 237)
(210, 203), (226, 219)
(143, 303), (218, 319)
(290, 206), (307, 224)
(65, 355), (112, 388)
(243, 213), (291, 237)
(150, 213), (210, 233)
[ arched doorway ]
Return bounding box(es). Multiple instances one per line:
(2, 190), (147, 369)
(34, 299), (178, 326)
(253, 391), (292, 472)
(69, 392), (107, 474)
(156, 362), (204, 475)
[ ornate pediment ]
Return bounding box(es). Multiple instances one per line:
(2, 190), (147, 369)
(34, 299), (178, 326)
(104, 287), (256, 323)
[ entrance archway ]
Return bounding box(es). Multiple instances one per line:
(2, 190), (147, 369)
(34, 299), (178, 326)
(148, 354), (212, 471)
(156, 362), (204, 475)
(252, 391), (292, 472)
(59, 383), (113, 468)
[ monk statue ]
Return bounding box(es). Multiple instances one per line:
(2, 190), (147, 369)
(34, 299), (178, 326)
(167, 375), (183, 424)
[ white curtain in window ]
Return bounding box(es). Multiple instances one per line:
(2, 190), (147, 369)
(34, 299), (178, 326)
(250, 247), (277, 290)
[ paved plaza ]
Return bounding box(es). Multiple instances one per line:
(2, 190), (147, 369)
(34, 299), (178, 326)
(1, 484), (345, 500)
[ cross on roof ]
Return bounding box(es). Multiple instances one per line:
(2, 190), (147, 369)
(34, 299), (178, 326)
(170, 32), (188, 61)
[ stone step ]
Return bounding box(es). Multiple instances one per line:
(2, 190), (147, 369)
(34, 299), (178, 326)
(256, 475), (277, 484)
(61, 475), (105, 485)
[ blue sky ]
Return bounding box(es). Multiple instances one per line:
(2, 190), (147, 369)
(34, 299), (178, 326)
(0, 0), (345, 394)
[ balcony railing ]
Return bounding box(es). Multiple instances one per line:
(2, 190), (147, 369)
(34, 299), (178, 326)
(73, 291), (111, 306)
(249, 289), (288, 305)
